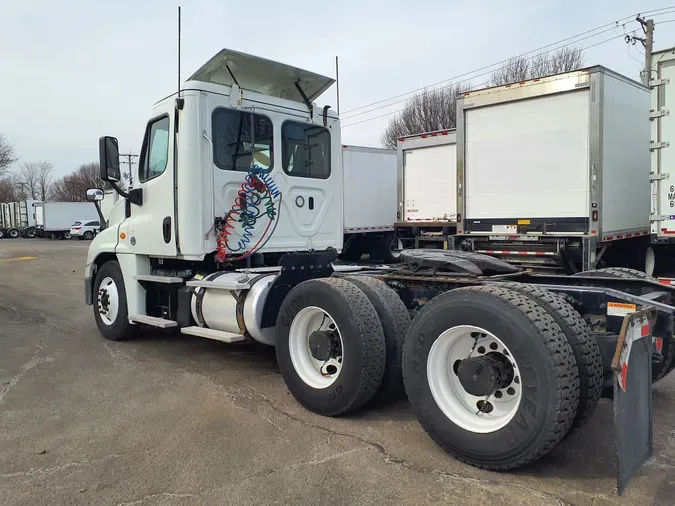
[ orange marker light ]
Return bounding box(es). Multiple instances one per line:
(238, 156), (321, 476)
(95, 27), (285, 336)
(120, 233), (126, 239)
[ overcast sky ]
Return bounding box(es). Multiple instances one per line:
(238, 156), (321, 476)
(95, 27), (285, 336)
(1, 1), (673, 178)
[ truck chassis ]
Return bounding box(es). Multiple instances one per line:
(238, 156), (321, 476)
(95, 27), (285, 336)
(85, 248), (668, 493)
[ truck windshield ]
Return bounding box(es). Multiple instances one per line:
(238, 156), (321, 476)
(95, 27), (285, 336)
(282, 122), (330, 179)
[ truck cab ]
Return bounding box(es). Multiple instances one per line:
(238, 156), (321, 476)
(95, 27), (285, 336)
(85, 49), (342, 337)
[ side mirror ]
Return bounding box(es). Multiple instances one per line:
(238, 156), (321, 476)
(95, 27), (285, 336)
(99, 136), (121, 182)
(86, 188), (105, 202)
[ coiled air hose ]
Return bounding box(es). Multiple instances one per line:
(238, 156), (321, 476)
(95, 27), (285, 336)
(215, 165), (282, 263)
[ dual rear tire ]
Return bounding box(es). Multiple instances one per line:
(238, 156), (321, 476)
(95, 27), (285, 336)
(277, 278), (596, 470)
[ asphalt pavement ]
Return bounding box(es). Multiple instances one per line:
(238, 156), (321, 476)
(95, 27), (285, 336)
(1, 239), (674, 506)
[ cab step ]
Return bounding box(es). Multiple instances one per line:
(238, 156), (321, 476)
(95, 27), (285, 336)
(186, 279), (251, 290)
(129, 314), (178, 328)
(180, 326), (246, 343)
(134, 274), (185, 284)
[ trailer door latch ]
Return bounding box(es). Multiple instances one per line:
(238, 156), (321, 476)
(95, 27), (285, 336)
(650, 108), (670, 120)
(650, 173), (669, 181)
(650, 141), (670, 151)
(650, 214), (674, 222)
(650, 77), (671, 88)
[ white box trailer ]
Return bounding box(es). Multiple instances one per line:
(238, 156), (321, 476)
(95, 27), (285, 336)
(34, 202), (99, 239)
(395, 130), (458, 249)
(454, 66), (651, 272)
(340, 145), (399, 261)
(650, 48), (675, 241)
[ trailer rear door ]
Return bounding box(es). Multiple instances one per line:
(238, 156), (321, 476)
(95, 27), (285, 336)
(654, 56), (675, 235)
(465, 89), (590, 223)
(403, 144), (456, 222)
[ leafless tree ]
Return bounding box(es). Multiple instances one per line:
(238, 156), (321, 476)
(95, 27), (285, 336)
(0, 174), (21, 202)
(381, 46), (585, 148)
(0, 134), (18, 177)
(381, 83), (471, 149)
(489, 46), (584, 86)
(50, 163), (104, 202)
(19, 161), (53, 201)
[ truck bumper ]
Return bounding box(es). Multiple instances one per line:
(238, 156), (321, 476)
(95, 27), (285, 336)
(84, 264), (95, 305)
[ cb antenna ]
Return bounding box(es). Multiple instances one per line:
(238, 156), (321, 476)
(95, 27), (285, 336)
(177, 6), (182, 97)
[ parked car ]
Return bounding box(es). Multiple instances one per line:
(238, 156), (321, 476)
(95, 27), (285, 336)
(70, 220), (100, 240)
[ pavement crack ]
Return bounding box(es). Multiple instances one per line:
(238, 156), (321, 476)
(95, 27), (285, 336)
(0, 453), (126, 479)
(0, 345), (53, 404)
(116, 493), (198, 506)
(236, 384), (577, 505)
(104, 343), (134, 364)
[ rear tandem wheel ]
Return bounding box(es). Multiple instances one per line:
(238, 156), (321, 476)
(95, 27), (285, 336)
(402, 285), (580, 470)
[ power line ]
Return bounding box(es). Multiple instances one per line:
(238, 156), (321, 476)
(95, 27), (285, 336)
(341, 6), (673, 119)
(342, 32), (629, 129)
(342, 25), (628, 122)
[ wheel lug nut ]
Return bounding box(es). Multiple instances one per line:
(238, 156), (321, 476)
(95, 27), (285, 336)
(514, 376), (520, 384)
(494, 390), (503, 399)
(507, 387), (516, 395)
(477, 346), (486, 354)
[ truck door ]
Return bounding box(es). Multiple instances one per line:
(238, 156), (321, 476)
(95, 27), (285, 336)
(208, 102), (341, 255)
(120, 107), (177, 257)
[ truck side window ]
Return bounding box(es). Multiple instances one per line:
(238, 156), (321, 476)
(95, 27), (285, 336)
(282, 122), (331, 179)
(212, 108), (273, 172)
(139, 116), (170, 182)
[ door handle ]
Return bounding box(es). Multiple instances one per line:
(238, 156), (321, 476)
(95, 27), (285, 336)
(162, 216), (172, 243)
(308, 197), (314, 210)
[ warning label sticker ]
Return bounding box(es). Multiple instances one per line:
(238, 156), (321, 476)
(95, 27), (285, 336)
(607, 302), (637, 317)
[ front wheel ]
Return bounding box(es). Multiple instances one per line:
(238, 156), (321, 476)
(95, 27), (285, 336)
(93, 261), (135, 341)
(403, 285), (579, 470)
(83, 231), (94, 240)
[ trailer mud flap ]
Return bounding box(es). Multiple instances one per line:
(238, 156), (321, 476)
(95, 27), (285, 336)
(612, 308), (655, 496)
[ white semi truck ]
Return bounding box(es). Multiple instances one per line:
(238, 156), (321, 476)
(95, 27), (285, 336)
(85, 48), (670, 488)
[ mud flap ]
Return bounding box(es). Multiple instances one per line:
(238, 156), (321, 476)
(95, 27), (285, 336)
(612, 308), (656, 496)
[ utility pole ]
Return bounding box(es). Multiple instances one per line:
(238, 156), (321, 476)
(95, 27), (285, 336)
(627, 15), (654, 85)
(119, 153), (138, 187)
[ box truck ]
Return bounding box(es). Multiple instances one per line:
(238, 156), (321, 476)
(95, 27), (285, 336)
(452, 66), (651, 273)
(394, 130), (458, 250)
(83, 48), (668, 492)
(34, 202), (99, 239)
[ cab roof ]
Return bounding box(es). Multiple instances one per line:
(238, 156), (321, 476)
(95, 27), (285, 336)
(187, 48), (335, 103)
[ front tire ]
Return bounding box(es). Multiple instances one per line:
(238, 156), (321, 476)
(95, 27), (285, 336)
(403, 285), (579, 470)
(83, 231), (94, 240)
(275, 278), (386, 416)
(93, 261), (134, 341)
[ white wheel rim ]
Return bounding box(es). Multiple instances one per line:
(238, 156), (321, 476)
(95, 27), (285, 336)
(97, 276), (120, 326)
(427, 325), (522, 433)
(289, 306), (344, 389)
(645, 247), (655, 277)
(390, 238), (403, 259)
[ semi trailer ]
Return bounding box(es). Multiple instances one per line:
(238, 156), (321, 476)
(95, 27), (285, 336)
(35, 201), (99, 239)
(340, 144), (398, 262)
(649, 46), (675, 274)
(394, 129), (458, 250)
(0, 199), (39, 239)
(85, 48), (667, 492)
(453, 66), (651, 274)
